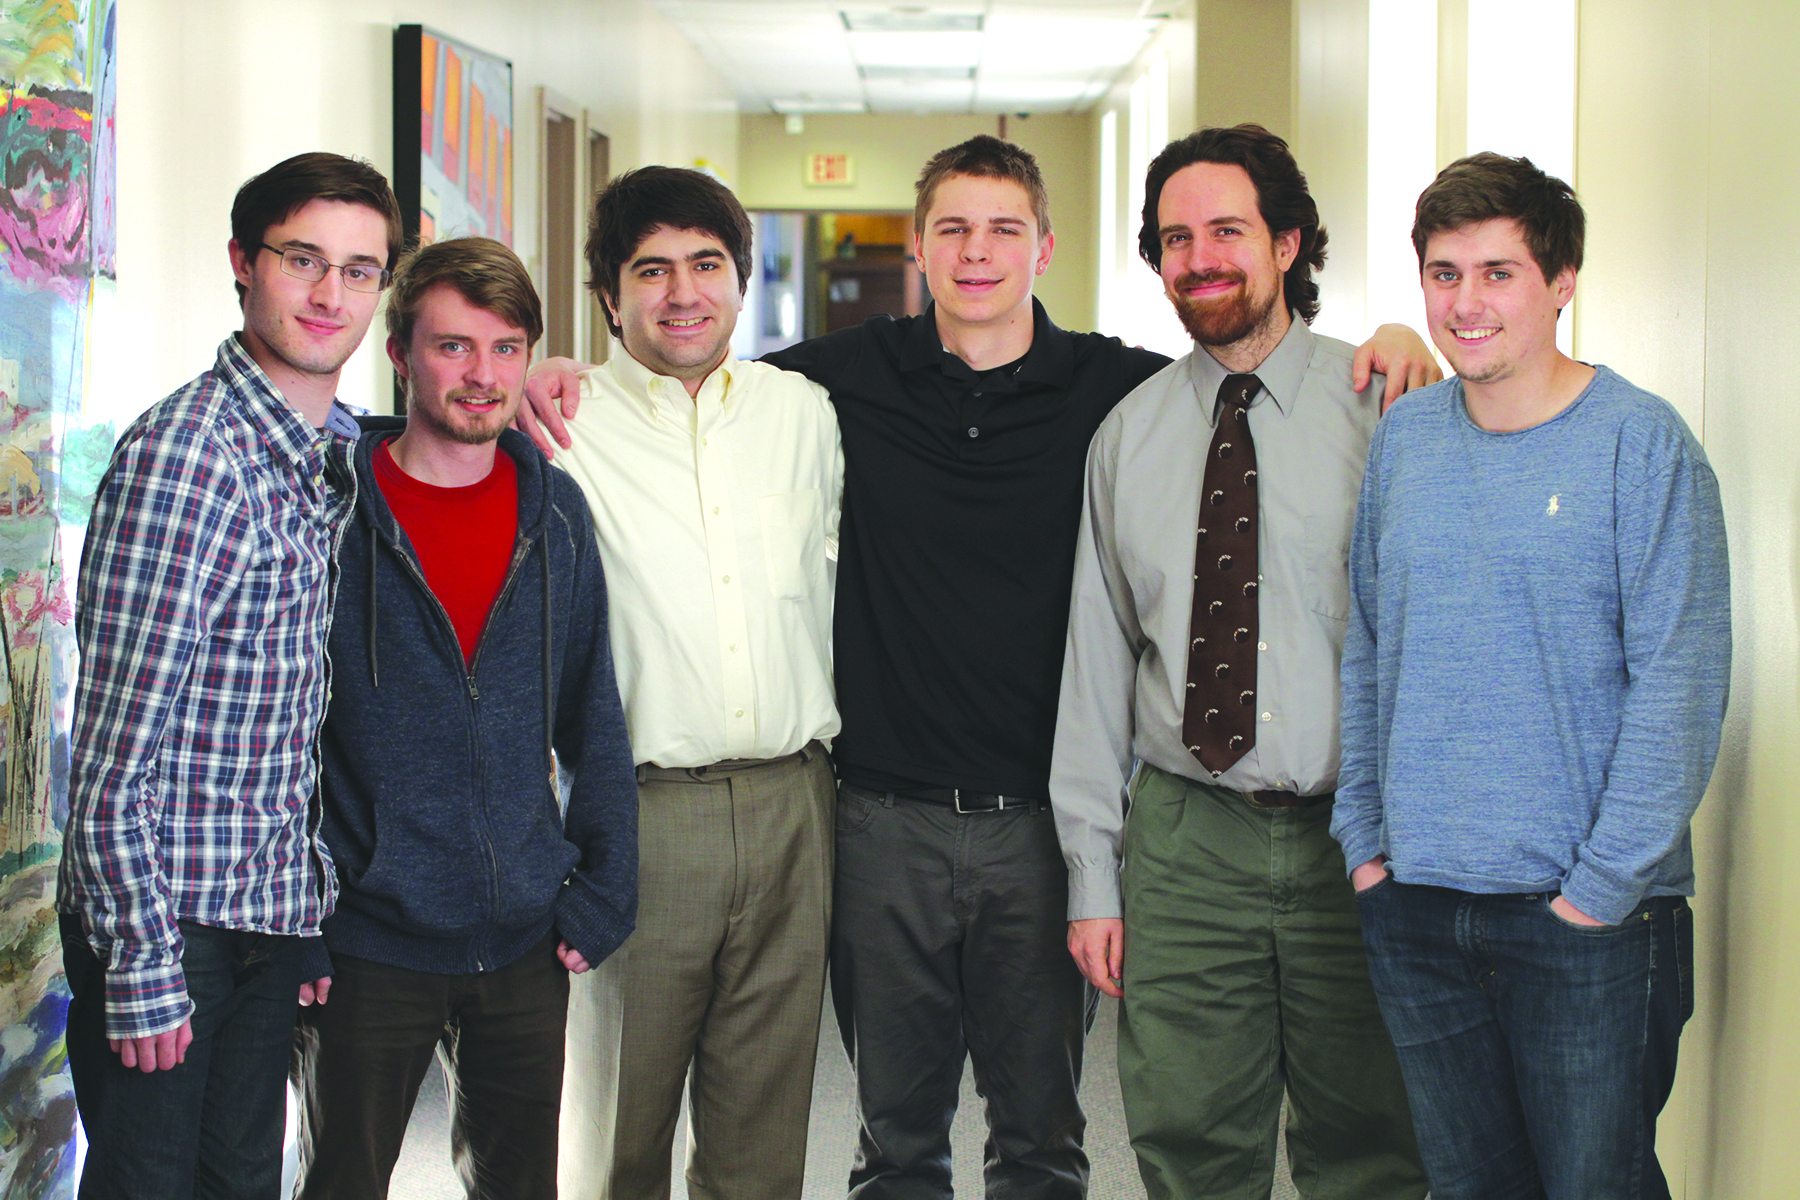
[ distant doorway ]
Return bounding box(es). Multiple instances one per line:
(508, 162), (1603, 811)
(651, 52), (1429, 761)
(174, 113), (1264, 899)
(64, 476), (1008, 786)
(736, 210), (923, 360)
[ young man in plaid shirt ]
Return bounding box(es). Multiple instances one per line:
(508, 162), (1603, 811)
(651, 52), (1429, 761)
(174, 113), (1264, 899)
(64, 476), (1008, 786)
(57, 152), (402, 1199)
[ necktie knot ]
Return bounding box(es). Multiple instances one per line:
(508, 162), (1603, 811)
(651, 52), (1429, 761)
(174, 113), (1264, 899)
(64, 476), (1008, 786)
(1221, 372), (1262, 414)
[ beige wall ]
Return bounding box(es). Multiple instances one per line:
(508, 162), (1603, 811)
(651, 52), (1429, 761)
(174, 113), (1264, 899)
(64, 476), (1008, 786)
(1578, 0), (1800, 1194)
(1290, 0), (1371, 346)
(737, 112), (1096, 332)
(1194, 0), (1293, 137)
(111, 0), (737, 419)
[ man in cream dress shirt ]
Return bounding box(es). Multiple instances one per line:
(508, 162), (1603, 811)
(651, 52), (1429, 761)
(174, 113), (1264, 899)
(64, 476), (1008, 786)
(552, 166), (843, 1200)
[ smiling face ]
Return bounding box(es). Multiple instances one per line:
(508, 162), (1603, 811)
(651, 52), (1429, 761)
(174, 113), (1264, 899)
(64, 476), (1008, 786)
(386, 283), (529, 447)
(914, 173), (1053, 335)
(1422, 217), (1575, 387)
(1154, 161), (1297, 351)
(230, 198), (390, 384)
(606, 225), (741, 389)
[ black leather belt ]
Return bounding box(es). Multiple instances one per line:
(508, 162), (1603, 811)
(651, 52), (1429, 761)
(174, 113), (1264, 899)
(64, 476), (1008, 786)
(889, 786), (1042, 814)
(1245, 789), (1334, 810)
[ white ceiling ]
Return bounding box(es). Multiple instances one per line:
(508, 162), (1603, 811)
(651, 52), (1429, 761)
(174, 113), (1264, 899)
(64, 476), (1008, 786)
(648, 0), (1170, 115)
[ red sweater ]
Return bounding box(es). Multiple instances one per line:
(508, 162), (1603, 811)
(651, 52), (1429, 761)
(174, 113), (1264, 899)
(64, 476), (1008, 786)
(373, 441), (518, 666)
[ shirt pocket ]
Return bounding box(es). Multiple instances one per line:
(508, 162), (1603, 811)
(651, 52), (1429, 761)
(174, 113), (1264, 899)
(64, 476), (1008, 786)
(1304, 511), (1352, 622)
(759, 489), (822, 601)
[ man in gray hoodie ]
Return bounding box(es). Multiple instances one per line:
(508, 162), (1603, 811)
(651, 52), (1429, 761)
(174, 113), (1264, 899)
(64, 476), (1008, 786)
(291, 236), (637, 1200)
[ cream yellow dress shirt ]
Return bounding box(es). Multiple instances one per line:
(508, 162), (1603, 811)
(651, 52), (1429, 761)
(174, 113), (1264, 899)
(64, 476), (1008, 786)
(561, 349), (843, 768)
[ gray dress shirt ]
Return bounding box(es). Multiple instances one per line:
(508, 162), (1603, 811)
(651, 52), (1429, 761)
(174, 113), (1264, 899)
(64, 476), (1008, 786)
(1049, 316), (1380, 920)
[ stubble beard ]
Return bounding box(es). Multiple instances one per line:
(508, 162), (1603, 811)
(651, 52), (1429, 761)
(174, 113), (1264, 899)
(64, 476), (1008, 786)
(411, 387), (515, 447)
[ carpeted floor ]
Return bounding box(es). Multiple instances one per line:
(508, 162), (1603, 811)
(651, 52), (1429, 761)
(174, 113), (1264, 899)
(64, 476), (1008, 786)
(372, 994), (1300, 1200)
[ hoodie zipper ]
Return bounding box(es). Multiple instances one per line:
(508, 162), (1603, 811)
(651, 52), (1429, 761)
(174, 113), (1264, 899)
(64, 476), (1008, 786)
(383, 525), (537, 974)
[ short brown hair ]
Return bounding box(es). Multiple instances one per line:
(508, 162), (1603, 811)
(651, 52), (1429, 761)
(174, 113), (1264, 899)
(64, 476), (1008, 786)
(231, 152), (403, 303)
(1412, 152), (1584, 282)
(585, 167), (753, 339)
(1138, 125), (1328, 325)
(913, 136), (1051, 236)
(386, 236), (543, 351)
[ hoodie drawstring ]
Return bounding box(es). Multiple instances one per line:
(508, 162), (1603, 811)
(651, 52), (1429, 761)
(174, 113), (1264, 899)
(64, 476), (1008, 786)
(367, 533), (380, 688)
(541, 536), (555, 778)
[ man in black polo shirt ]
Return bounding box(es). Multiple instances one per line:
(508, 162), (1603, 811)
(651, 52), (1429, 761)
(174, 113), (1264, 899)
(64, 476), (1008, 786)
(521, 136), (1435, 1198)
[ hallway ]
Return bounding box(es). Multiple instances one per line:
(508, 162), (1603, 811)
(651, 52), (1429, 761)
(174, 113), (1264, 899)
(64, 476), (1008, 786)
(383, 997), (1302, 1199)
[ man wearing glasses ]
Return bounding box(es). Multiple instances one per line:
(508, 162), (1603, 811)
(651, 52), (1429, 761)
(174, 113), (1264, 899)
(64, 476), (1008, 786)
(58, 152), (401, 1199)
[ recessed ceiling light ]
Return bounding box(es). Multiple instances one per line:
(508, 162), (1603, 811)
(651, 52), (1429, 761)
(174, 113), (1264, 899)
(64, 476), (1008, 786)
(841, 10), (983, 32)
(770, 98), (869, 114)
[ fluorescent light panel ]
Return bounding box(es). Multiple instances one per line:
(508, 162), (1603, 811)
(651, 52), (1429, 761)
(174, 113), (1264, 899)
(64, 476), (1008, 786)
(840, 10), (983, 32)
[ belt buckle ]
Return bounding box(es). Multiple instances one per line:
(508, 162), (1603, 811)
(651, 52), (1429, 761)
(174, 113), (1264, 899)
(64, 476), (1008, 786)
(955, 789), (1007, 814)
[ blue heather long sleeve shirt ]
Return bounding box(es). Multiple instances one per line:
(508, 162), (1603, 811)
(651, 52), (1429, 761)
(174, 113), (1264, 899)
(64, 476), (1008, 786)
(1332, 366), (1730, 925)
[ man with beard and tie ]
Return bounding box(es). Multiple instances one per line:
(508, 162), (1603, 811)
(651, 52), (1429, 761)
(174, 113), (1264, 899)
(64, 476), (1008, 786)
(1050, 125), (1428, 1199)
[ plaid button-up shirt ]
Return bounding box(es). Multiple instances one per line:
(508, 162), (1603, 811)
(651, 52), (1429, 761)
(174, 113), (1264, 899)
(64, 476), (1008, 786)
(59, 335), (359, 1040)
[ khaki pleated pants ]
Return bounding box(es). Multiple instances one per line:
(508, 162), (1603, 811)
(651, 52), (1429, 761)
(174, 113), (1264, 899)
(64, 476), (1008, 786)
(560, 743), (835, 1200)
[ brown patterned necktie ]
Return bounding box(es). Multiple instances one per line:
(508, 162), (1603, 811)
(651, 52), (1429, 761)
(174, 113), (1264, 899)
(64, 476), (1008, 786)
(1182, 373), (1262, 777)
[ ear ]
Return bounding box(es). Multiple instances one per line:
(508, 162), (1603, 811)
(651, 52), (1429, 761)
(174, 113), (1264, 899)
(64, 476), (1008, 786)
(914, 229), (927, 273)
(1273, 227), (1302, 274)
(229, 238), (255, 289)
(385, 334), (411, 383)
(1034, 230), (1056, 277)
(602, 291), (622, 329)
(1553, 264), (1578, 310)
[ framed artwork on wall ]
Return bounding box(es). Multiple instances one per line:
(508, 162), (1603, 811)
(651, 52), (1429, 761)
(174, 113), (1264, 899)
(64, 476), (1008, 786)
(392, 25), (514, 248)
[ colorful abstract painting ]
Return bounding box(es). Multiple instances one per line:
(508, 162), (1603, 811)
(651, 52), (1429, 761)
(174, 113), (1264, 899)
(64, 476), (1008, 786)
(0, 0), (116, 1195)
(392, 24), (513, 248)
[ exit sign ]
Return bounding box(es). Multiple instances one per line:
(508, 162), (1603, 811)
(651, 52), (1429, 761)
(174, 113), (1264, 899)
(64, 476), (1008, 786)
(806, 153), (855, 186)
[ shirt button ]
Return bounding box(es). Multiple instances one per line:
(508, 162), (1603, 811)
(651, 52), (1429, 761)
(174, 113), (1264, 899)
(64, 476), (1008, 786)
(1261, 712), (1272, 722)
(729, 643), (738, 652)
(967, 427), (979, 438)
(701, 437), (709, 446)
(722, 575), (730, 584)
(734, 708), (745, 718)
(1258, 641), (1268, 651)
(712, 506), (720, 515)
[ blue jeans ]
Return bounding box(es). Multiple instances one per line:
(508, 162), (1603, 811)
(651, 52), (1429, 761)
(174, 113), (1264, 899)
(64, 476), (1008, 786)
(61, 914), (304, 1200)
(1354, 882), (1692, 1200)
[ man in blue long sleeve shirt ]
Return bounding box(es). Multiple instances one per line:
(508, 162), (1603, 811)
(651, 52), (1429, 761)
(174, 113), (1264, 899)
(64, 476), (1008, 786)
(1333, 153), (1730, 1200)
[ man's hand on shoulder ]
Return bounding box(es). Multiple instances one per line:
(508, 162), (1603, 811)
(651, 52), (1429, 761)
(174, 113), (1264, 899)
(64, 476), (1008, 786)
(1067, 918), (1124, 999)
(111, 1018), (193, 1073)
(1352, 324), (1444, 411)
(518, 357), (595, 457)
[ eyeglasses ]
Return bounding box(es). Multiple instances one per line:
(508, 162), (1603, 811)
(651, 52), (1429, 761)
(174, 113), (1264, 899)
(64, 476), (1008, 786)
(256, 243), (392, 293)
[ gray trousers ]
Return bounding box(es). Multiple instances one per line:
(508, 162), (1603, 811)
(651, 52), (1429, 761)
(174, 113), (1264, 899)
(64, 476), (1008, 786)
(831, 786), (1097, 1199)
(560, 744), (835, 1200)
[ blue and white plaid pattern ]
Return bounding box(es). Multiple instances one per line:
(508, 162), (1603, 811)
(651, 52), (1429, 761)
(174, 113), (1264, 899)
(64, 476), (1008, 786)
(59, 335), (358, 1040)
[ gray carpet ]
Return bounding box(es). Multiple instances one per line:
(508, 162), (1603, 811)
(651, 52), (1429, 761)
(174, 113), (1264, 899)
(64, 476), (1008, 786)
(375, 995), (1300, 1200)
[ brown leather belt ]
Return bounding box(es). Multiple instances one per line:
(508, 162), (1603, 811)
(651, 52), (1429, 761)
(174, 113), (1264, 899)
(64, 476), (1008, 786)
(1245, 789), (1334, 810)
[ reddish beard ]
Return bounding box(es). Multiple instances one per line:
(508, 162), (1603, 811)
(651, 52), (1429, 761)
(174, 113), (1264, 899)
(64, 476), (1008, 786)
(1170, 269), (1278, 347)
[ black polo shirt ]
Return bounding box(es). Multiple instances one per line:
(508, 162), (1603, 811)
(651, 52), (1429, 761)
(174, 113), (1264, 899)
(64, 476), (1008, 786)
(765, 300), (1169, 798)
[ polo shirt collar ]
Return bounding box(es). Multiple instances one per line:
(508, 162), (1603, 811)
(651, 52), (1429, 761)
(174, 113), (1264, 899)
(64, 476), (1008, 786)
(1185, 311), (1313, 426)
(900, 297), (1074, 382)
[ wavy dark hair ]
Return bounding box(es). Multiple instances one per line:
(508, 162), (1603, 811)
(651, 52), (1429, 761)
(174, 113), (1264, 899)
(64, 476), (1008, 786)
(1137, 124), (1327, 325)
(1412, 152), (1584, 282)
(585, 166), (753, 338)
